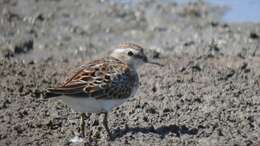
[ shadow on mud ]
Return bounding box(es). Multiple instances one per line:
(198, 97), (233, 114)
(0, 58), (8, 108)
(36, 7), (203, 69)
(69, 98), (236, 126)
(112, 124), (200, 139)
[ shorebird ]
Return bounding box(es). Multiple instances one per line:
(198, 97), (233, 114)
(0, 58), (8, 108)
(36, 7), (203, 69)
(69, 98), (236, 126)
(46, 43), (162, 140)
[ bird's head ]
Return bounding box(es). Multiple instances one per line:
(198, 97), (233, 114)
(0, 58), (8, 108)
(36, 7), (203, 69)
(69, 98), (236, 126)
(110, 43), (162, 69)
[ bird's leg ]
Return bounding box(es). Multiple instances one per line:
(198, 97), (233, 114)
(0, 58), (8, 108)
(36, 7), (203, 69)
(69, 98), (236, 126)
(102, 112), (113, 140)
(80, 113), (87, 137)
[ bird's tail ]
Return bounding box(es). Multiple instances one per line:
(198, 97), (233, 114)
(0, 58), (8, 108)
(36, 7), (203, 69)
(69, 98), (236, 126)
(44, 88), (62, 98)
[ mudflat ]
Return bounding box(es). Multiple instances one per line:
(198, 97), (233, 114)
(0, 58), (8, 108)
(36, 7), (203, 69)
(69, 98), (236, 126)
(0, 0), (260, 145)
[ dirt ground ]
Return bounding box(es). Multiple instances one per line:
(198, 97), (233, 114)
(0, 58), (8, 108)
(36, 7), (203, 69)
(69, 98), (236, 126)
(0, 0), (260, 145)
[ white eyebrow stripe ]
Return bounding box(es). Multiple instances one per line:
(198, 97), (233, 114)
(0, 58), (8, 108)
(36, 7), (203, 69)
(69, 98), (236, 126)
(113, 48), (135, 53)
(113, 48), (127, 53)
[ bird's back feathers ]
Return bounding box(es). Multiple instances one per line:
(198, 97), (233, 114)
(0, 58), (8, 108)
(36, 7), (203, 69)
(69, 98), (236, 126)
(47, 57), (138, 100)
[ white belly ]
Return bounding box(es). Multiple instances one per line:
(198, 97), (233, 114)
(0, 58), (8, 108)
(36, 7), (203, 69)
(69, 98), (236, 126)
(58, 96), (127, 113)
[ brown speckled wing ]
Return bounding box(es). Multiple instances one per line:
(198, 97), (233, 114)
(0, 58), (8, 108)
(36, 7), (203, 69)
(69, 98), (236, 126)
(47, 57), (138, 99)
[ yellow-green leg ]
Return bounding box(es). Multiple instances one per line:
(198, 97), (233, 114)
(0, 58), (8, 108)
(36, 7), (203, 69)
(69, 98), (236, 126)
(102, 112), (113, 140)
(80, 113), (87, 137)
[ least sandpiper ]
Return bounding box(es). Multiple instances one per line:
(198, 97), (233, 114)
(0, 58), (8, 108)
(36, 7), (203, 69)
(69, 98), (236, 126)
(46, 43), (161, 140)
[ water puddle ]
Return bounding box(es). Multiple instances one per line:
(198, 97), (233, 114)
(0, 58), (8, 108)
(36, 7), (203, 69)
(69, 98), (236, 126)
(207, 0), (260, 22)
(112, 0), (260, 23)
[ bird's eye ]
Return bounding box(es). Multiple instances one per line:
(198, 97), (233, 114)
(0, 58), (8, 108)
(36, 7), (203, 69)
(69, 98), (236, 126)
(128, 51), (134, 56)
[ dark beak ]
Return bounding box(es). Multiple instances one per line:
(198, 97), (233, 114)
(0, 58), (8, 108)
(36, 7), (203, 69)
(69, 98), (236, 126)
(144, 57), (164, 67)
